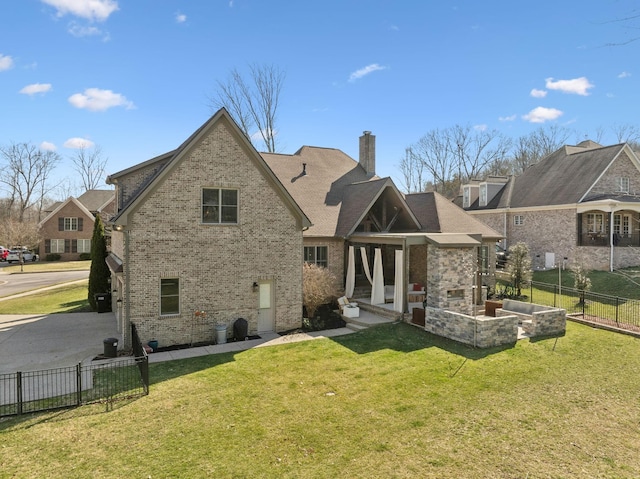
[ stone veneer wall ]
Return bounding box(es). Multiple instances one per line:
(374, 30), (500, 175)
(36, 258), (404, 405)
(120, 119), (304, 347)
(425, 307), (518, 348)
(425, 244), (474, 315)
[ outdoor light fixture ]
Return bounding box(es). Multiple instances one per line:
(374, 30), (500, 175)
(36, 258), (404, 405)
(252, 282), (259, 292)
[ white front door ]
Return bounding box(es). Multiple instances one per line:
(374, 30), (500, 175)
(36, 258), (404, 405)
(257, 280), (275, 333)
(545, 252), (555, 269)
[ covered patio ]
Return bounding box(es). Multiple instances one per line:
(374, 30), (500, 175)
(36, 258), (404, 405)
(344, 232), (488, 316)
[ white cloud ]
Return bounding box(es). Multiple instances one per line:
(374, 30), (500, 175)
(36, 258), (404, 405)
(176, 12), (187, 23)
(68, 87), (134, 111)
(348, 63), (387, 82)
(530, 88), (547, 98)
(618, 71), (631, 78)
(41, 0), (118, 22)
(0, 54), (14, 71)
(68, 22), (102, 37)
(19, 83), (53, 95)
(40, 141), (57, 151)
(545, 77), (594, 96)
(64, 137), (95, 149)
(499, 114), (517, 122)
(522, 107), (563, 123)
(474, 124), (488, 131)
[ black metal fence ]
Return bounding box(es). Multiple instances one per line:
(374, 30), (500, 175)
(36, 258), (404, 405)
(0, 325), (149, 418)
(529, 281), (640, 333)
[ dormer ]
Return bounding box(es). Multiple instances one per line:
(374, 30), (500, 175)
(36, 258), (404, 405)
(478, 176), (508, 207)
(462, 181), (480, 209)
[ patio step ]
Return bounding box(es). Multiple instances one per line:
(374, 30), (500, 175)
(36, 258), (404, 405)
(345, 322), (368, 332)
(342, 308), (397, 330)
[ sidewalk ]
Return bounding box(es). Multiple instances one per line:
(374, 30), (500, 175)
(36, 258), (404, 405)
(147, 327), (356, 363)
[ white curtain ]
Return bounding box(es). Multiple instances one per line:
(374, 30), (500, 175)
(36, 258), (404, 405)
(371, 248), (385, 305)
(360, 247), (373, 285)
(345, 246), (355, 298)
(393, 249), (404, 313)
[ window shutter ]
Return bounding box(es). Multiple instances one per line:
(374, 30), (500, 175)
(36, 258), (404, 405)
(78, 218), (83, 231)
(58, 218), (64, 231)
(65, 239), (70, 253)
(45, 239), (51, 254)
(72, 239), (77, 253)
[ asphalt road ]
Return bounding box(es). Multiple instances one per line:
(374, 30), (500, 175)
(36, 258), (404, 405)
(0, 268), (90, 298)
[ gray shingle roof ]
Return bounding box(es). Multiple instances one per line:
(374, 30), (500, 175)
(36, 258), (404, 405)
(262, 147), (376, 236)
(77, 189), (115, 212)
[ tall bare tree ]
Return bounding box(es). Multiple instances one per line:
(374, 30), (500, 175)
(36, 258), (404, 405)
(611, 123), (640, 145)
(510, 125), (571, 174)
(209, 63), (285, 152)
(398, 147), (428, 193)
(0, 142), (61, 222)
(70, 145), (108, 192)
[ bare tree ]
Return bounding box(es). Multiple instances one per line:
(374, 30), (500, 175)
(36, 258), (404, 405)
(511, 125), (571, 174)
(70, 145), (108, 191)
(209, 63), (285, 153)
(451, 125), (512, 182)
(0, 142), (61, 222)
(611, 123), (640, 144)
(398, 147), (428, 193)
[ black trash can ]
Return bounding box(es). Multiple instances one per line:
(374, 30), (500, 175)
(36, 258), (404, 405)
(103, 337), (118, 358)
(233, 318), (248, 341)
(95, 293), (112, 313)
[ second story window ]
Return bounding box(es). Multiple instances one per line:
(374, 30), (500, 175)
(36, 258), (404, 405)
(514, 215), (524, 226)
(617, 177), (630, 193)
(479, 185), (487, 206)
(63, 217), (78, 231)
(463, 187), (470, 208)
(202, 188), (238, 224)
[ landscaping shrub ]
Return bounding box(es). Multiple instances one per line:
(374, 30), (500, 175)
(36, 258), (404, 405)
(302, 262), (340, 318)
(45, 253), (61, 261)
(79, 253), (91, 261)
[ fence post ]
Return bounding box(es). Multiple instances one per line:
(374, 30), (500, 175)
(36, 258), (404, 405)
(76, 363), (82, 406)
(616, 297), (620, 326)
(553, 284), (557, 308)
(17, 371), (23, 416)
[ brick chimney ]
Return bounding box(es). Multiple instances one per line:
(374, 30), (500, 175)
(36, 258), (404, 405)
(359, 131), (375, 176)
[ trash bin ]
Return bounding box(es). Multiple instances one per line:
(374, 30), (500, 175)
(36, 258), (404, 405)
(103, 337), (118, 358)
(233, 318), (248, 341)
(95, 293), (112, 313)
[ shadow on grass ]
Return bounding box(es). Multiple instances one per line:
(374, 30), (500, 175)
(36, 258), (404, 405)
(56, 300), (91, 313)
(330, 322), (514, 360)
(149, 352), (237, 385)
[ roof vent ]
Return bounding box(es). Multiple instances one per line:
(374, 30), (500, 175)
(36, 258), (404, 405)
(302, 163), (307, 176)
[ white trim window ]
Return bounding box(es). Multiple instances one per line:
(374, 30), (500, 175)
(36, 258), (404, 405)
(479, 184), (487, 206)
(77, 239), (91, 253)
(514, 215), (524, 226)
(463, 187), (470, 208)
(64, 217), (78, 231)
(304, 246), (328, 267)
(617, 177), (630, 193)
(478, 245), (489, 274)
(587, 213), (605, 233)
(51, 239), (65, 253)
(614, 213), (631, 237)
(160, 278), (180, 315)
(202, 188), (238, 224)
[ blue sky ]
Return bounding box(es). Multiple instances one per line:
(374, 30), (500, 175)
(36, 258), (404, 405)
(1, 1), (639, 197)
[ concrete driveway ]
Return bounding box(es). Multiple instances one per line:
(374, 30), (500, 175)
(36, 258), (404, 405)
(0, 312), (120, 374)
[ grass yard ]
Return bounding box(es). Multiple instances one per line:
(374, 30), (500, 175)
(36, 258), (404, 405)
(1, 260), (91, 274)
(1, 321), (639, 478)
(0, 280), (90, 313)
(533, 267), (640, 300)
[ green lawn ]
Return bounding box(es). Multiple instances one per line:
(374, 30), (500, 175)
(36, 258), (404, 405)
(533, 267), (640, 299)
(1, 322), (639, 478)
(0, 280), (90, 313)
(2, 260), (91, 274)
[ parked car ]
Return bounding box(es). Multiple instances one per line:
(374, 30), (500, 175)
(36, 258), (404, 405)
(6, 250), (39, 263)
(496, 244), (509, 268)
(0, 246), (8, 261)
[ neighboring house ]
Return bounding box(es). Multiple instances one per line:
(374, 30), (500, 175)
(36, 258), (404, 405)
(37, 189), (115, 261)
(105, 108), (311, 348)
(262, 131), (502, 316)
(459, 140), (640, 271)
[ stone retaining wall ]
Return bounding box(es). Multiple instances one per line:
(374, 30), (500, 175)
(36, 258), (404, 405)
(425, 307), (518, 348)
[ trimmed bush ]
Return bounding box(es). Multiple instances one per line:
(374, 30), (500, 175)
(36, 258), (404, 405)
(46, 253), (61, 261)
(79, 253), (91, 261)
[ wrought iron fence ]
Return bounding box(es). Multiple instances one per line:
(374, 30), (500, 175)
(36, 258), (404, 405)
(0, 324), (149, 418)
(529, 281), (640, 333)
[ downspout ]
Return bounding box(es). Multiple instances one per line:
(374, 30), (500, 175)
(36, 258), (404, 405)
(403, 237), (408, 315)
(124, 227), (131, 348)
(610, 211), (614, 272)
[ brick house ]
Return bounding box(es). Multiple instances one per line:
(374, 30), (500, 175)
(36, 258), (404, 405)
(459, 141), (640, 271)
(105, 109), (311, 348)
(263, 132), (502, 317)
(38, 189), (114, 261)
